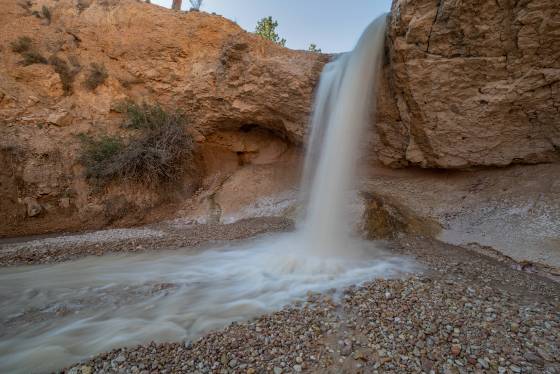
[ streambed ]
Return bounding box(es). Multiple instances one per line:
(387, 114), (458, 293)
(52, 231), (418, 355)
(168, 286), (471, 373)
(0, 233), (415, 373)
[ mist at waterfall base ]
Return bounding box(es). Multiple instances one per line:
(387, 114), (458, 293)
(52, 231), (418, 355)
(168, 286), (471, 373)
(0, 15), (416, 373)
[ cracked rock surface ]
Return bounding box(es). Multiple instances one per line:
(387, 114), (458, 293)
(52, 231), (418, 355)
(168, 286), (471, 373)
(377, 0), (560, 168)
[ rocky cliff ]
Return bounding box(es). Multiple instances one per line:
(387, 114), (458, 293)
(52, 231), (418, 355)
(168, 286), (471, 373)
(1, 0), (559, 242)
(377, 0), (560, 168)
(0, 0), (326, 236)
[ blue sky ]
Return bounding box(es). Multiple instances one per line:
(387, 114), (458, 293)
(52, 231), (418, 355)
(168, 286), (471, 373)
(150, 0), (392, 53)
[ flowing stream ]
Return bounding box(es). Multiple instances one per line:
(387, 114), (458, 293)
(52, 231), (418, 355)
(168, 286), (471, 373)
(0, 15), (415, 373)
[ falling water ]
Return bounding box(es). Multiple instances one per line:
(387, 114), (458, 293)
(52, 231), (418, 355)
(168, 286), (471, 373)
(301, 15), (388, 255)
(0, 14), (415, 374)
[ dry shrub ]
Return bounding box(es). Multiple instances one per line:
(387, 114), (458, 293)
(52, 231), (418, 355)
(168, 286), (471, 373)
(21, 51), (47, 66)
(41, 5), (51, 24)
(84, 62), (108, 91)
(10, 36), (32, 53)
(79, 103), (193, 187)
(11, 36), (47, 66)
(49, 55), (81, 94)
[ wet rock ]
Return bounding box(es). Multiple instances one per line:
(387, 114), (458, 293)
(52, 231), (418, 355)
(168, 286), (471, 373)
(361, 192), (440, 240)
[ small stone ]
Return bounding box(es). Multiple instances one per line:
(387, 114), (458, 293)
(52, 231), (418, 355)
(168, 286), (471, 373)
(353, 351), (367, 361)
(451, 344), (461, 357)
(524, 351), (542, 364)
(273, 367), (282, 374)
(477, 358), (489, 369)
(510, 322), (519, 332)
(509, 365), (521, 373)
(115, 354), (126, 363)
(293, 365), (302, 372)
(228, 359), (237, 368)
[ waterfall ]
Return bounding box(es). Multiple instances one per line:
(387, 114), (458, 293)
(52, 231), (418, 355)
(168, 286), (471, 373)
(0, 15), (417, 374)
(301, 14), (388, 254)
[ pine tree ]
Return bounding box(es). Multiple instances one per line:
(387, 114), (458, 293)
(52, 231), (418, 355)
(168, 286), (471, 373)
(308, 44), (322, 53)
(255, 17), (286, 47)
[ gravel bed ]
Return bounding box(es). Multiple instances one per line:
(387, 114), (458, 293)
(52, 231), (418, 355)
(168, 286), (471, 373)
(66, 237), (560, 374)
(0, 217), (294, 267)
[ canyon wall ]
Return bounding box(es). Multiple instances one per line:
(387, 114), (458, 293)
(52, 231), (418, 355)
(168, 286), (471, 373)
(1, 0), (559, 239)
(0, 0), (325, 236)
(376, 0), (560, 168)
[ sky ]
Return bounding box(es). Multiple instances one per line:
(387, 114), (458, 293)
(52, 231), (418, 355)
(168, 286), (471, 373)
(150, 0), (392, 53)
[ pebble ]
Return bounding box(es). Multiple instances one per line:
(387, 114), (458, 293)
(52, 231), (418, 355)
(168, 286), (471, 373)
(60, 237), (560, 374)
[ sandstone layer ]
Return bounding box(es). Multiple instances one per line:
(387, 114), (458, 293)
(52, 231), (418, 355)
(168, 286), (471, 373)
(376, 0), (560, 168)
(0, 0), (326, 236)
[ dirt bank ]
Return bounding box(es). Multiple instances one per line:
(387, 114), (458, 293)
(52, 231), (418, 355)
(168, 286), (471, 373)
(0, 217), (293, 266)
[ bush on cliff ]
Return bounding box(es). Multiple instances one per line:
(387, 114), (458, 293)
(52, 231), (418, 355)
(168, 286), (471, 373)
(84, 62), (108, 91)
(49, 55), (81, 95)
(21, 51), (48, 66)
(10, 36), (48, 66)
(10, 36), (32, 53)
(79, 103), (193, 188)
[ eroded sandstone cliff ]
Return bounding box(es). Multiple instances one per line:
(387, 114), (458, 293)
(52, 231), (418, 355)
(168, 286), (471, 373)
(377, 0), (560, 168)
(0, 0), (326, 236)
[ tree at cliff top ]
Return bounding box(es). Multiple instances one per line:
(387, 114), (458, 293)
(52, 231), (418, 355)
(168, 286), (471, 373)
(171, 0), (181, 10)
(255, 17), (286, 47)
(308, 44), (322, 53)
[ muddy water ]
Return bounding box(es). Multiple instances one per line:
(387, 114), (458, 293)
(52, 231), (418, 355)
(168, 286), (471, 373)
(0, 233), (416, 373)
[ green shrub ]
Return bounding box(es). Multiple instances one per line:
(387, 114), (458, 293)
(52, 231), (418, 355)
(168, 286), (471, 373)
(79, 104), (193, 187)
(21, 51), (47, 66)
(122, 102), (177, 130)
(255, 16), (286, 46)
(308, 44), (322, 53)
(79, 134), (124, 181)
(84, 62), (108, 91)
(10, 36), (32, 53)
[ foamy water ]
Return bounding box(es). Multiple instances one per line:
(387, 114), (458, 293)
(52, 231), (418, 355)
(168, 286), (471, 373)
(0, 14), (409, 373)
(0, 233), (415, 373)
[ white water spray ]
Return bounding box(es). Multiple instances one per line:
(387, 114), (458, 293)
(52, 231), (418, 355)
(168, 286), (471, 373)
(0, 15), (416, 374)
